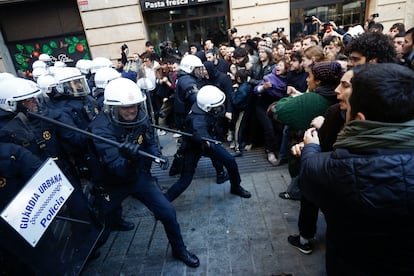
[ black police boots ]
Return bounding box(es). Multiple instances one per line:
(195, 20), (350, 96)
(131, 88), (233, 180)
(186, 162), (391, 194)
(216, 171), (229, 184)
(231, 185), (252, 198)
(111, 218), (135, 231)
(172, 249), (200, 267)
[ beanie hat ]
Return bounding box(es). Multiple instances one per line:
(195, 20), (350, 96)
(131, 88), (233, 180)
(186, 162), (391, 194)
(310, 61), (342, 85)
(259, 46), (272, 55)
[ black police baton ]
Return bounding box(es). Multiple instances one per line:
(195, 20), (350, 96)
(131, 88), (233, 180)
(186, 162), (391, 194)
(27, 111), (167, 163)
(151, 124), (222, 145)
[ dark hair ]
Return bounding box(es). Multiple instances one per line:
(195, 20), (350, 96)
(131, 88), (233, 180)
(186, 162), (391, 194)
(406, 27), (414, 42)
(368, 23), (384, 33)
(390, 23), (405, 33)
(346, 32), (396, 63)
(290, 51), (303, 63)
(350, 63), (414, 122)
(145, 41), (153, 47)
(235, 68), (248, 82)
(233, 47), (248, 58)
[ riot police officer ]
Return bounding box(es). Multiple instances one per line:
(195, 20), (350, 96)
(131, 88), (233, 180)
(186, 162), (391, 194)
(92, 67), (121, 110)
(165, 85), (252, 201)
(89, 77), (200, 267)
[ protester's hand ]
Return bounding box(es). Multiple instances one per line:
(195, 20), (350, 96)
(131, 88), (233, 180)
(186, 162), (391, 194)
(291, 142), (304, 157)
(287, 86), (302, 97)
(262, 78), (272, 89)
(310, 116), (325, 129)
(119, 142), (140, 160)
(303, 128), (320, 145)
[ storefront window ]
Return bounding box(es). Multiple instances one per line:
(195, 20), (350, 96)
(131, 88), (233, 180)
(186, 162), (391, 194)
(290, 0), (366, 39)
(142, 2), (228, 55)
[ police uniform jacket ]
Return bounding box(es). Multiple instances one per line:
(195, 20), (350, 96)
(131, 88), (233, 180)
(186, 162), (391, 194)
(0, 109), (86, 162)
(89, 112), (161, 183)
(174, 71), (199, 115)
(51, 95), (99, 130)
(185, 103), (221, 145)
(0, 143), (42, 211)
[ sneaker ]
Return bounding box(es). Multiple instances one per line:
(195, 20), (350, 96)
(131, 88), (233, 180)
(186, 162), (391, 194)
(267, 152), (279, 166)
(172, 133), (182, 138)
(287, 235), (313, 254)
(226, 131), (234, 142)
(244, 144), (253, 151)
(157, 129), (167, 136)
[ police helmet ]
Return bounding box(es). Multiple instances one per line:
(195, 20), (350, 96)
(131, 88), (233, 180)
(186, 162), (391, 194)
(54, 67), (90, 97)
(32, 60), (47, 70)
(104, 77), (148, 127)
(180, 54), (203, 74)
(91, 57), (112, 74)
(0, 77), (43, 112)
(196, 85), (226, 114)
(76, 59), (93, 75)
(94, 67), (121, 89)
(37, 74), (57, 94)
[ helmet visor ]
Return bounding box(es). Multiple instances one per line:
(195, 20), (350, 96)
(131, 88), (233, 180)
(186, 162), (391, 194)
(17, 94), (48, 114)
(107, 102), (148, 127)
(59, 77), (90, 97)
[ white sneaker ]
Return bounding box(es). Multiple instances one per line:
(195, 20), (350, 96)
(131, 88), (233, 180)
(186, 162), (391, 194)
(157, 129), (167, 136)
(244, 144), (253, 151)
(267, 152), (279, 166)
(172, 133), (182, 138)
(226, 131), (234, 142)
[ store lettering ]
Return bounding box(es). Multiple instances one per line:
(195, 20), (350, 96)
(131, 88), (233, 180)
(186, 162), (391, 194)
(144, 0), (188, 9)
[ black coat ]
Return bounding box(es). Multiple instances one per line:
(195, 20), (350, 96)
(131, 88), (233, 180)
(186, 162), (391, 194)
(301, 144), (414, 275)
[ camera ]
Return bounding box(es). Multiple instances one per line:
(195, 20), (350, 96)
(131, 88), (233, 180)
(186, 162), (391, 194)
(230, 27), (238, 34)
(276, 27), (285, 33)
(304, 15), (314, 23)
(323, 23), (333, 32)
(371, 13), (379, 18)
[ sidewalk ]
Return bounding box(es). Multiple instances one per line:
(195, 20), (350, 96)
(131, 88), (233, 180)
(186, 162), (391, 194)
(81, 133), (327, 276)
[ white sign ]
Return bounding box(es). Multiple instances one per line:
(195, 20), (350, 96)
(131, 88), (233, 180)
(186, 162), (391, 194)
(1, 158), (74, 247)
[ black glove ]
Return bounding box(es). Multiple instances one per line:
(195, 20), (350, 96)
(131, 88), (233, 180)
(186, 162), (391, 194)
(192, 133), (202, 144)
(119, 142), (140, 160)
(155, 156), (169, 170)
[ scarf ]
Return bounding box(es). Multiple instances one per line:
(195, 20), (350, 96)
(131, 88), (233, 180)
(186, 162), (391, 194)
(334, 119), (414, 150)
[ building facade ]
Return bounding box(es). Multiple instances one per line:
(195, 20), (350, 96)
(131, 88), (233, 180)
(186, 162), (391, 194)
(0, 0), (413, 75)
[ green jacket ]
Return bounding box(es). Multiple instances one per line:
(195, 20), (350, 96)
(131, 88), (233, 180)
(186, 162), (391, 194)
(271, 92), (334, 131)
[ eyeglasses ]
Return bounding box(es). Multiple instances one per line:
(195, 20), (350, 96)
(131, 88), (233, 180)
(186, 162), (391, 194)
(349, 56), (362, 62)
